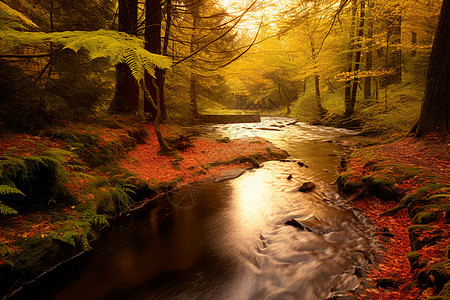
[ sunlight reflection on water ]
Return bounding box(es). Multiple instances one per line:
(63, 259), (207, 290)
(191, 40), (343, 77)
(11, 117), (373, 300)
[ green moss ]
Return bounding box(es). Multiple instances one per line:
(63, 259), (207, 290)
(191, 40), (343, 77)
(265, 148), (289, 160)
(428, 260), (450, 291)
(413, 211), (436, 224)
(406, 251), (421, 271)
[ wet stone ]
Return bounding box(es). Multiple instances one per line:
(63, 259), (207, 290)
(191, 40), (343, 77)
(297, 161), (309, 168)
(298, 182), (316, 192)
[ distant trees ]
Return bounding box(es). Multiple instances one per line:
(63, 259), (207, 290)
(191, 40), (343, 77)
(411, 0), (449, 137)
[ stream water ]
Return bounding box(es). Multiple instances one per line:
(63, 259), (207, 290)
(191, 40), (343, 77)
(12, 117), (376, 300)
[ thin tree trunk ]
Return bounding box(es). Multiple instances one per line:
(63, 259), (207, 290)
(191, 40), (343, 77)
(140, 79), (173, 154)
(364, 0), (374, 99)
(310, 36), (326, 114)
(383, 4), (402, 87)
(344, 0), (357, 115)
(190, 13), (200, 118)
(411, 32), (417, 57)
(348, 0), (366, 116)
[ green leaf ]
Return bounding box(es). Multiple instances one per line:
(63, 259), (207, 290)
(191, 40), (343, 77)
(0, 1), (38, 28)
(0, 185), (25, 196)
(0, 201), (18, 215)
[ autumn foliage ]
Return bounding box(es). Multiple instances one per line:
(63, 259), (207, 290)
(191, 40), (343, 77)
(340, 134), (450, 299)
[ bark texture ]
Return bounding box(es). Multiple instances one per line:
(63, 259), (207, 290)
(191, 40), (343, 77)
(110, 0), (139, 113)
(414, 0), (450, 137)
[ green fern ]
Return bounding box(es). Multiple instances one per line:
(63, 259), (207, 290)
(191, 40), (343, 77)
(0, 184), (24, 196)
(48, 230), (78, 247)
(0, 201), (18, 215)
(0, 29), (171, 81)
(112, 184), (136, 211)
(0, 1), (37, 29)
(41, 148), (75, 164)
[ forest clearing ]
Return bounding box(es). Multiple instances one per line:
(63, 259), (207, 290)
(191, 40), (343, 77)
(1, 0), (449, 299)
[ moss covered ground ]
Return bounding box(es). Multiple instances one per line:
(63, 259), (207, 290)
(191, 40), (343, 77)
(338, 134), (450, 299)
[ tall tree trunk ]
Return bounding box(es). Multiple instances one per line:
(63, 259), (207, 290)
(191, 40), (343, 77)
(190, 12), (200, 118)
(347, 0), (366, 116)
(310, 36), (326, 114)
(344, 0), (358, 114)
(411, 32), (417, 57)
(160, 0), (172, 119)
(383, 4), (402, 87)
(110, 0), (139, 113)
(144, 0), (166, 119)
(364, 0), (374, 99)
(412, 0), (450, 137)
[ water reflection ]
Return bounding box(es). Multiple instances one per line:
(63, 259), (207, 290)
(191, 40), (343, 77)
(11, 117), (374, 300)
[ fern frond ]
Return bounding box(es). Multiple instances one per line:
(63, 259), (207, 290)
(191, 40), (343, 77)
(48, 230), (78, 247)
(112, 185), (134, 211)
(66, 164), (90, 171)
(41, 148), (75, 164)
(0, 201), (18, 215)
(0, 185), (25, 196)
(71, 172), (96, 180)
(0, 29), (171, 81)
(0, 1), (38, 28)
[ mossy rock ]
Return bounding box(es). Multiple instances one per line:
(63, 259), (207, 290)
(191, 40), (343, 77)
(369, 178), (401, 202)
(428, 260), (450, 292)
(406, 251), (421, 271)
(408, 225), (433, 251)
(126, 126), (149, 144)
(413, 211), (437, 224)
(91, 189), (115, 214)
(336, 174), (363, 194)
(432, 281), (450, 299)
(265, 148), (289, 160)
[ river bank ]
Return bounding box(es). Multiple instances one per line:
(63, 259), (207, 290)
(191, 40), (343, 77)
(0, 115), (288, 298)
(338, 134), (450, 299)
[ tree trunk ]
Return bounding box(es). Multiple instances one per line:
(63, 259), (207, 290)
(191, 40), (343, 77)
(110, 0), (139, 113)
(190, 12), (200, 118)
(140, 79), (173, 154)
(344, 0), (357, 115)
(347, 0), (366, 116)
(160, 0), (172, 120)
(383, 4), (402, 87)
(364, 0), (374, 99)
(144, 0), (166, 119)
(411, 32), (417, 57)
(413, 0), (450, 137)
(310, 36), (326, 114)
(314, 74), (325, 114)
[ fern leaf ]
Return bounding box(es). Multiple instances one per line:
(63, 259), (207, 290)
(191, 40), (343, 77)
(0, 29), (172, 81)
(0, 1), (38, 28)
(0, 201), (18, 215)
(41, 148), (75, 163)
(0, 185), (25, 196)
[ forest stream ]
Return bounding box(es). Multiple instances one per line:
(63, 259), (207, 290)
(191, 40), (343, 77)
(11, 117), (377, 300)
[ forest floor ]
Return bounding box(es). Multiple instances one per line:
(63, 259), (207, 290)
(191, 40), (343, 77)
(0, 116), (288, 298)
(338, 133), (450, 300)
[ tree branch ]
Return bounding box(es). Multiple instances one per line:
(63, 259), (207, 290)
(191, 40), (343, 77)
(173, 0), (259, 66)
(0, 53), (52, 58)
